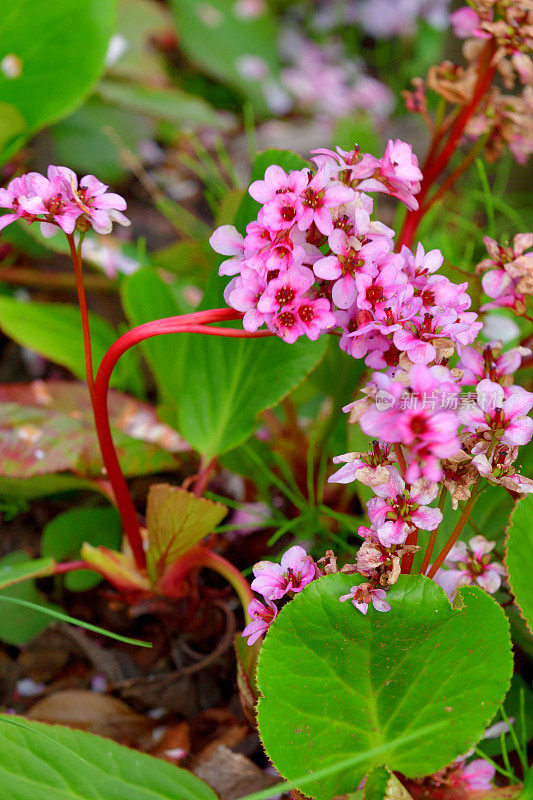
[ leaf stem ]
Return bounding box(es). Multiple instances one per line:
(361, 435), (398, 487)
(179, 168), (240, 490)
(426, 488), (478, 579)
(93, 309), (271, 571)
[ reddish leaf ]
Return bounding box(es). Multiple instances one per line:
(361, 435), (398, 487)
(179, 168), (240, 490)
(0, 381), (189, 478)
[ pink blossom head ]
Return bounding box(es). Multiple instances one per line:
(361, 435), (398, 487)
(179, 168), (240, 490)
(242, 598), (278, 645)
(339, 582), (391, 615)
(250, 545), (318, 601)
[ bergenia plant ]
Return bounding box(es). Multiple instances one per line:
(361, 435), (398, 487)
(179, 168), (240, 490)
(0, 0), (532, 798)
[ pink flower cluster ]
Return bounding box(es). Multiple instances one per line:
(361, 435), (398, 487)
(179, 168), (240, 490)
(211, 142), (454, 348)
(358, 365), (462, 482)
(242, 545), (319, 644)
(0, 166), (129, 238)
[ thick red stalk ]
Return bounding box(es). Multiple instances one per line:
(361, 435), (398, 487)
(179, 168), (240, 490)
(92, 309), (272, 571)
(426, 492), (477, 579)
(398, 42), (496, 250)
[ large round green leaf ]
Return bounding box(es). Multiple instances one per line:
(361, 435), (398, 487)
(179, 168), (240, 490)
(0, 715), (217, 799)
(257, 574), (513, 800)
(505, 495), (533, 633)
(0, 0), (115, 159)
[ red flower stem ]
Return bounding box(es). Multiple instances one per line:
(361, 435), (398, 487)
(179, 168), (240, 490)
(419, 488), (447, 575)
(67, 233), (95, 404)
(398, 42), (496, 250)
(418, 136), (487, 218)
(401, 527), (419, 575)
(93, 309), (272, 571)
(394, 444), (407, 479)
(426, 491), (478, 580)
(160, 545), (254, 621)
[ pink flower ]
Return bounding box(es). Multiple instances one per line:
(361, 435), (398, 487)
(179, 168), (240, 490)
(298, 167), (355, 235)
(257, 267), (315, 313)
(0, 174), (39, 231)
(313, 228), (383, 309)
(471, 443), (533, 494)
(294, 297), (336, 340)
(434, 536), (506, 599)
(367, 469), (442, 547)
(360, 366), (461, 482)
(356, 254), (405, 311)
(249, 165), (308, 205)
(455, 760), (495, 792)
(328, 443), (393, 486)
(357, 140), (422, 210)
(211, 224), (246, 276)
(52, 168), (129, 235)
(250, 545), (318, 600)
(458, 380), (533, 446)
(339, 583), (391, 615)
(224, 268), (269, 331)
(19, 169), (80, 237)
(450, 7), (483, 39)
(242, 599), (278, 645)
(458, 342), (529, 386)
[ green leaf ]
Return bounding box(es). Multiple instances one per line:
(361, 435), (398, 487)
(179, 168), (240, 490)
(49, 98), (153, 184)
(96, 80), (233, 129)
(121, 268), (190, 412)
(0, 100), (25, 153)
(505, 496), (533, 633)
(0, 551), (60, 646)
(233, 149), (309, 234)
(170, 0), (280, 113)
(364, 767), (391, 800)
(0, 594), (152, 647)
(0, 556), (55, 590)
(178, 328), (327, 459)
(0, 715), (218, 799)
(257, 574), (513, 800)
(364, 766), (413, 800)
(146, 483), (227, 580)
(0, 297), (140, 393)
(41, 506), (122, 591)
(0, 0), (115, 161)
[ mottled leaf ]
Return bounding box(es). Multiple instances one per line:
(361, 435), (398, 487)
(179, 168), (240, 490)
(0, 381), (187, 479)
(146, 483), (227, 580)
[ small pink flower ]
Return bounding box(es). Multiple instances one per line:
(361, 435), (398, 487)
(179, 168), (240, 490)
(0, 174), (39, 231)
(339, 583), (391, 615)
(456, 760), (495, 792)
(458, 380), (533, 446)
(249, 165), (308, 205)
(257, 267), (315, 313)
(298, 168), (355, 236)
(367, 470), (442, 547)
(250, 545), (318, 600)
(242, 599), (278, 645)
(294, 297), (336, 340)
(458, 342), (529, 386)
(450, 7), (483, 39)
(53, 168), (129, 235)
(211, 224), (246, 276)
(224, 268), (269, 331)
(434, 536), (506, 599)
